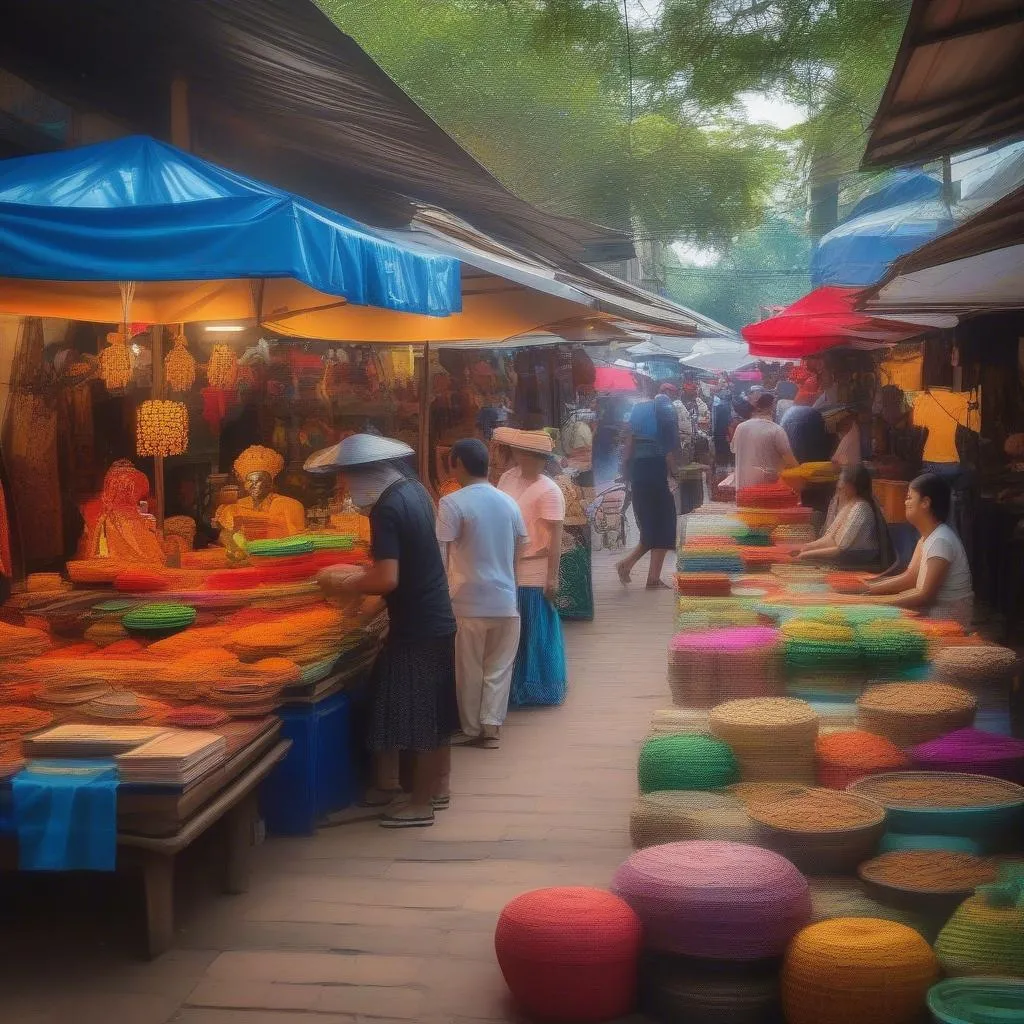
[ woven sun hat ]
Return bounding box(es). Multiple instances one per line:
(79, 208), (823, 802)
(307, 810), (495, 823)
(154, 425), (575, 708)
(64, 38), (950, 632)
(912, 728), (1024, 783)
(303, 433), (414, 473)
(934, 866), (1024, 978)
(746, 787), (887, 873)
(858, 850), (998, 917)
(629, 790), (757, 849)
(637, 733), (739, 794)
(805, 877), (934, 940)
(781, 918), (938, 1024)
(491, 428), (554, 455)
(847, 772), (1024, 846)
(494, 887), (642, 1023)
(856, 682), (977, 747)
(611, 840), (811, 960)
(928, 977), (1024, 1024)
(638, 951), (782, 1024)
(814, 729), (908, 790)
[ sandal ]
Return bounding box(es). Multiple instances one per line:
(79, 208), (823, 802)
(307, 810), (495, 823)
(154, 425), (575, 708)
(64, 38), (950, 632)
(379, 807), (435, 829)
(432, 794), (451, 810)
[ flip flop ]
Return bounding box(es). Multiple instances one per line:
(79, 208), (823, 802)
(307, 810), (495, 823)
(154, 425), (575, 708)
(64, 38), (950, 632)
(432, 795), (451, 810)
(379, 808), (435, 829)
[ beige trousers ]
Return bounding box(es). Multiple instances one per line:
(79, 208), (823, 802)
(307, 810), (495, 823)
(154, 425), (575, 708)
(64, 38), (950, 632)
(454, 615), (521, 736)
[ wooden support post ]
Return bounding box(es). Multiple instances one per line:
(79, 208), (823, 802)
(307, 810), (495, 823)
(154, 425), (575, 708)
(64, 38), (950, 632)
(170, 76), (190, 150)
(418, 342), (431, 487)
(142, 852), (175, 959)
(151, 323), (166, 529)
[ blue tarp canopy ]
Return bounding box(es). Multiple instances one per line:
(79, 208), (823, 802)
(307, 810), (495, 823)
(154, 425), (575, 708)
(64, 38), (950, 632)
(0, 136), (460, 319)
(811, 172), (955, 288)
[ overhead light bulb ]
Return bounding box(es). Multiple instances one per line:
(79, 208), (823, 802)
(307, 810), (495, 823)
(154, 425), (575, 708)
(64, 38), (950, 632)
(205, 324), (245, 333)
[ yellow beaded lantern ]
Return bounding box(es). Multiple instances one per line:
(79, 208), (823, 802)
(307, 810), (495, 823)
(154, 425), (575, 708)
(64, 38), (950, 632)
(136, 400), (189, 457)
(164, 329), (196, 392)
(207, 344), (239, 388)
(98, 330), (133, 390)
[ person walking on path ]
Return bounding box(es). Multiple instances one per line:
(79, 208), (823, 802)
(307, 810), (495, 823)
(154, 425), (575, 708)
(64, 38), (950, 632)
(494, 428), (568, 707)
(438, 438), (526, 749)
(307, 433), (457, 829)
(731, 389), (798, 491)
(616, 387), (680, 589)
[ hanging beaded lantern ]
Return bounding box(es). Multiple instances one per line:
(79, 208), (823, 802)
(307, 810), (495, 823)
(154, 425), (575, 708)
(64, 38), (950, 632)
(164, 328), (197, 392)
(207, 344), (239, 388)
(136, 400), (189, 457)
(98, 330), (133, 390)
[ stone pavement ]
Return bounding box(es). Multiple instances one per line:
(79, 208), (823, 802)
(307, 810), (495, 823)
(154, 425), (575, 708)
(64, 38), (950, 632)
(1, 546), (673, 1024)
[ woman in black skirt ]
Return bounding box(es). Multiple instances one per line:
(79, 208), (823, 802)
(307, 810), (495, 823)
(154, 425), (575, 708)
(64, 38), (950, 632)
(307, 433), (458, 829)
(616, 388), (680, 588)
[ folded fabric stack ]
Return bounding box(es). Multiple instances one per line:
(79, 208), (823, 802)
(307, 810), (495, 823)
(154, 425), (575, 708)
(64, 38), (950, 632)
(737, 482), (799, 509)
(116, 729), (227, 786)
(677, 550), (746, 574)
(675, 573), (732, 598)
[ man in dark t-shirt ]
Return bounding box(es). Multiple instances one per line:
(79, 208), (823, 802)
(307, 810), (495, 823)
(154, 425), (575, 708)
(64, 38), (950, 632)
(308, 434), (457, 830)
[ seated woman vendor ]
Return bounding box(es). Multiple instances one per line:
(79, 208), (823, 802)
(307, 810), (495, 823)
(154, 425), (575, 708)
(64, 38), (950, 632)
(214, 445), (305, 540)
(865, 472), (975, 627)
(796, 464), (892, 570)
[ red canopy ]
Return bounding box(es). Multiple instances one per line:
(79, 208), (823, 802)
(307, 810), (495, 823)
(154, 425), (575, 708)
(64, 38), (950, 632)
(594, 366), (641, 392)
(741, 286), (928, 359)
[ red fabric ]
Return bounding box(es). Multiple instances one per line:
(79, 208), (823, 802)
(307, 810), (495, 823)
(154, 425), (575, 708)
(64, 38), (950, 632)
(594, 367), (641, 393)
(741, 286), (924, 358)
(495, 887), (642, 1023)
(205, 549), (365, 590)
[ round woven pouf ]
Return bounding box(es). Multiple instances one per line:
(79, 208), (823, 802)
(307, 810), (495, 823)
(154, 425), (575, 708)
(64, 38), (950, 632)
(667, 627), (782, 708)
(611, 840), (811, 960)
(637, 733), (739, 794)
(814, 729), (908, 789)
(911, 728), (1024, 783)
(934, 645), (1020, 692)
(746, 787), (886, 873)
(935, 887), (1024, 978)
(629, 790), (757, 849)
(781, 918), (938, 1024)
(709, 697), (819, 783)
(494, 887), (642, 1023)
(639, 952), (783, 1024)
(856, 682), (977, 747)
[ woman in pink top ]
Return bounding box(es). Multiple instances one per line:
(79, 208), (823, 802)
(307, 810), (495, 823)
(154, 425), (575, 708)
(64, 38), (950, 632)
(495, 428), (568, 707)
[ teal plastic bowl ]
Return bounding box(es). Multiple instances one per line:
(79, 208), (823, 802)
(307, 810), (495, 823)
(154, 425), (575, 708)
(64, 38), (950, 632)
(928, 977), (1024, 1024)
(879, 833), (984, 855)
(848, 772), (1024, 840)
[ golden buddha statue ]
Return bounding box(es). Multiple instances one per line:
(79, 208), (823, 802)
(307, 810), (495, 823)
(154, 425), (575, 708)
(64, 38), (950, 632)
(214, 445), (305, 541)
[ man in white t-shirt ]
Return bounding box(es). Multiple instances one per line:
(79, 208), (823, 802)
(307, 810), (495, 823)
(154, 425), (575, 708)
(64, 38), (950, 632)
(730, 391), (798, 491)
(438, 439), (527, 748)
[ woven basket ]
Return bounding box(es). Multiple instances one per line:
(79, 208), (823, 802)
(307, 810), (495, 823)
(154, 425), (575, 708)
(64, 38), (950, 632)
(806, 876), (935, 940)
(934, 645), (1020, 690)
(912, 728), (1024, 784)
(848, 771), (1024, 844)
(669, 629), (783, 708)
(856, 683), (977, 747)
(637, 733), (739, 794)
(927, 977), (1024, 1023)
(710, 697), (819, 784)
(649, 708), (711, 735)
(935, 889), (1024, 978)
(727, 781), (810, 806)
(638, 952), (783, 1024)
(629, 790), (758, 849)
(814, 730), (909, 790)
(782, 918), (938, 1024)
(494, 887), (643, 1024)
(747, 787), (887, 873)
(611, 840), (811, 960)
(858, 851), (998, 919)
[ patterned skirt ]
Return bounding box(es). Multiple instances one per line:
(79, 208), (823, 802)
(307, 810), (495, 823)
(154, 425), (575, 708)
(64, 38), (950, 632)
(558, 523), (594, 621)
(510, 587), (567, 708)
(366, 634), (459, 753)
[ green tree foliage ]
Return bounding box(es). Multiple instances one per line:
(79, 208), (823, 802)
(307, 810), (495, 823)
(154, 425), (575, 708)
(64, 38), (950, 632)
(319, 0), (784, 244)
(664, 215), (811, 330)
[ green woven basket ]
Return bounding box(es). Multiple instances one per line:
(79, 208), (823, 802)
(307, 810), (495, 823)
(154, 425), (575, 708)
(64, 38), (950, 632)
(121, 601), (197, 633)
(637, 733), (739, 794)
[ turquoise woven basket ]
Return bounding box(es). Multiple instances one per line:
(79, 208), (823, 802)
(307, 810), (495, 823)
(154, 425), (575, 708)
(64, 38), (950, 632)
(879, 833), (984, 856)
(927, 977), (1024, 1024)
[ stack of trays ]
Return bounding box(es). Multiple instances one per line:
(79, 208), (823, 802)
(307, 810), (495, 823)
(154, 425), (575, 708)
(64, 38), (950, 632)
(746, 787), (886, 873)
(856, 683), (977, 747)
(709, 697), (819, 783)
(116, 730), (227, 786)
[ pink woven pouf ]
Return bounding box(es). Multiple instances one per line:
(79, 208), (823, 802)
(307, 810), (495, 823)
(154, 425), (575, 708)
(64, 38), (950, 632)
(495, 887), (643, 1023)
(668, 627), (783, 708)
(611, 840), (811, 960)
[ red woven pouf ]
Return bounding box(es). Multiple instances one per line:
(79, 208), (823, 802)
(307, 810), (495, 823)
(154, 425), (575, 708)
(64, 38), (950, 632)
(495, 887), (643, 1023)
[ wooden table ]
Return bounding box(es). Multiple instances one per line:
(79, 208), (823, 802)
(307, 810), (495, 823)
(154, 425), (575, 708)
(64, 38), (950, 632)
(2, 719), (290, 958)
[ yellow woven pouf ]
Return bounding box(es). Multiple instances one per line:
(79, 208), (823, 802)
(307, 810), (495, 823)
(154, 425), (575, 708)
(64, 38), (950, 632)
(782, 917), (939, 1024)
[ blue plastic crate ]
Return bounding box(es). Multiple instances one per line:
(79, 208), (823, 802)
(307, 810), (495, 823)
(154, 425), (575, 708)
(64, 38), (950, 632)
(261, 691), (354, 836)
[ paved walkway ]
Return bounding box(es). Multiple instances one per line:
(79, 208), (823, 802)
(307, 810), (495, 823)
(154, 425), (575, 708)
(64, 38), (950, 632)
(3, 547), (673, 1024)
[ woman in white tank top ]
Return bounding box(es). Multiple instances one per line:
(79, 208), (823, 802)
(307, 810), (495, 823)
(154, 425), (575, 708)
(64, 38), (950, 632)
(865, 473), (974, 627)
